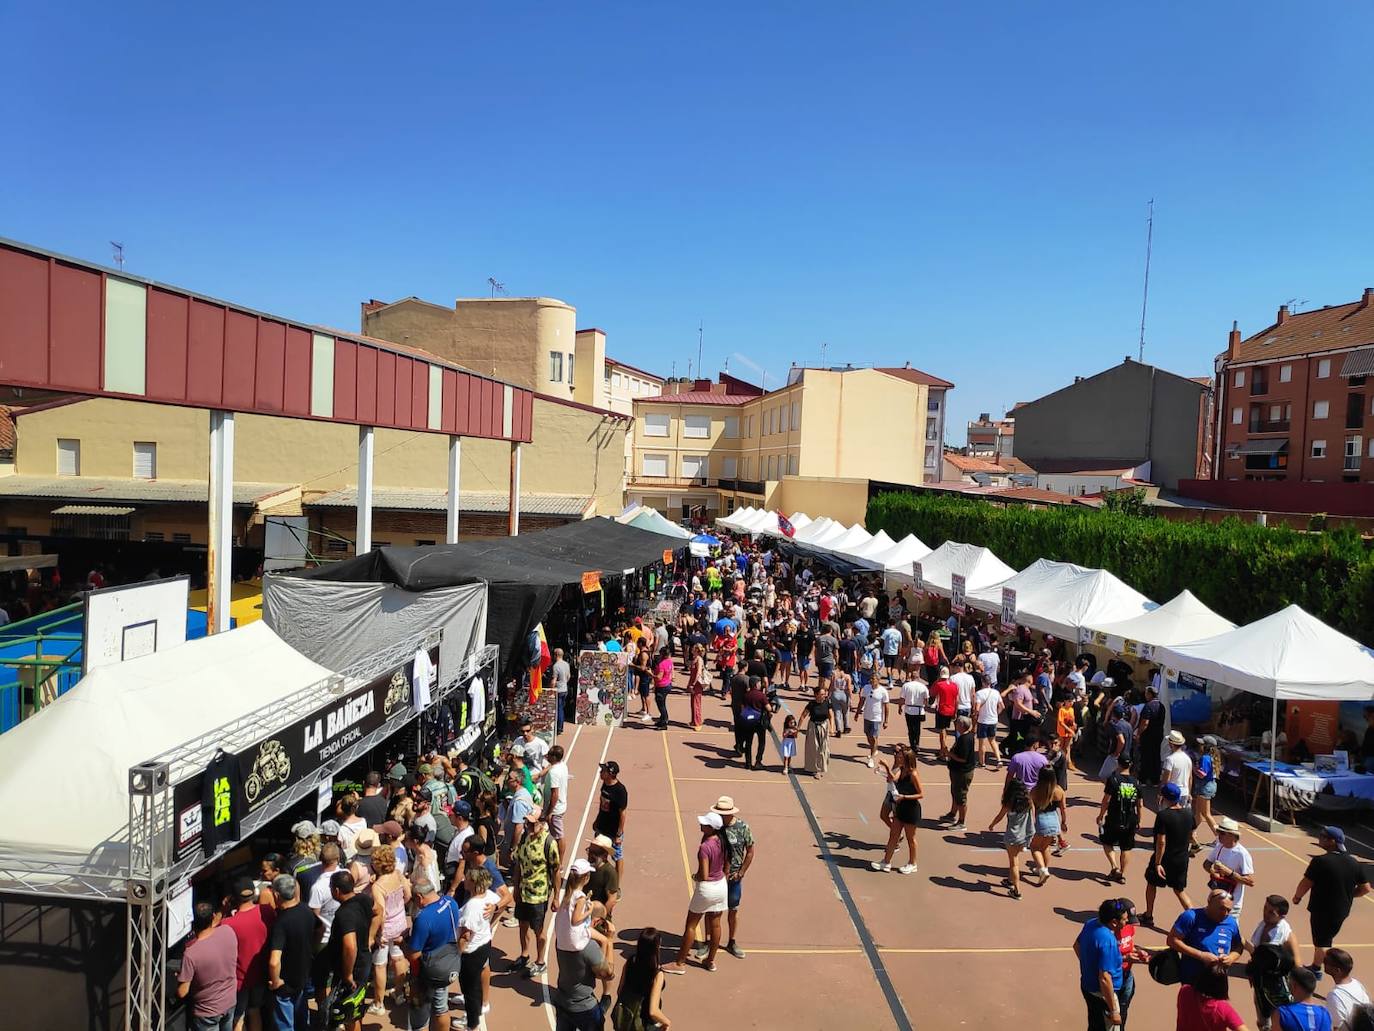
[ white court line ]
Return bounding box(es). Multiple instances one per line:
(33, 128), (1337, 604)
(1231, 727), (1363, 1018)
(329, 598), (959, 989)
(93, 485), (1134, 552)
(540, 723), (614, 1029)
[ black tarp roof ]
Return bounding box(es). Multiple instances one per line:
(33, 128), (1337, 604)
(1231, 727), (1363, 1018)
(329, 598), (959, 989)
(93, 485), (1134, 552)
(299, 518), (685, 676)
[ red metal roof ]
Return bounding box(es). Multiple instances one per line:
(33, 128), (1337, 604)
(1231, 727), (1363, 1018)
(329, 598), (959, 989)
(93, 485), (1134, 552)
(876, 366), (955, 389)
(635, 392), (752, 406)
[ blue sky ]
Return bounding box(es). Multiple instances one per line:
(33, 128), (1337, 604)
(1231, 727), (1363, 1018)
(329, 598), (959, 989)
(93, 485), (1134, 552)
(4, 3), (1373, 439)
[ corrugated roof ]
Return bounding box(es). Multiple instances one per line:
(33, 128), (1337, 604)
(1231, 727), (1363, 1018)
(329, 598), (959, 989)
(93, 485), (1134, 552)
(305, 487), (592, 516)
(0, 476), (293, 505)
(0, 406), (15, 455)
(51, 504), (137, 516)
(1235, 438), (1289, 455)
(1339, 348), (1374, 378)
(635, 392), (752, 406)
(1230, 297), (1374, 363)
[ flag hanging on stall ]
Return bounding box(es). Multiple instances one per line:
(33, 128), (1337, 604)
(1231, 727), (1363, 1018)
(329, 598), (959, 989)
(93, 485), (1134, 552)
(528, 624), (551, 705)
(777, 514), (796, 539)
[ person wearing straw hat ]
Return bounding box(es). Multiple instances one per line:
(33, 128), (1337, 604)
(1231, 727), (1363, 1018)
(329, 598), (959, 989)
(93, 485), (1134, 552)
(1204, 817), (1256, 917)
(663, 812), (728, 974)
(697, 796), (752, 961)
(1163, 729), (1195, 801)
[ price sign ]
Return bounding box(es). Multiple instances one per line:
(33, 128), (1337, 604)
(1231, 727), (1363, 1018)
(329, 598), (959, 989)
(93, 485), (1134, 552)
(662, 549), (674, 565)
(911, 561), (924, 595)
(581, 571), (601, 594)
(1000, 587), (1017, 632)
(950, 573), (966, 615)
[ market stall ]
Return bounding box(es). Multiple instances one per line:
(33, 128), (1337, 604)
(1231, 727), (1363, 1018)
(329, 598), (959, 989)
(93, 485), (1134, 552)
(966, 558), (1156, 640)
(626, 507), (693, 540)
(852, 532), (930, 574)
(1154, 604), (1374, 827)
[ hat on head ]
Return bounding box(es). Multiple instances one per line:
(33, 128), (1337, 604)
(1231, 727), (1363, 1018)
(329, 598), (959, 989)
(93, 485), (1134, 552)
(569, 858), (594, 876)
(418, 763), (433, 776)
(1168, 730), (1186, 746)
(1323, 825), (1348, 851)
(353, 829), (379, 855)
(292, 820), (319, 839)
(523, 809), (544, 824)
(1200, 735), (1219, 747)
(319, 820), (341, 837)
(376, 821), (404, 840)
(387, 761), (406, 782)
(452, 800), (473, 819)
(712, 796), (740, 817)
(1217, 816), (1242, 836)
(1161, 782), (1183, 802)
(600, 761), (620, 776)
(414, 787), (433, 804)
(698, 812), (724, 830)
(588, 834), (614, 852)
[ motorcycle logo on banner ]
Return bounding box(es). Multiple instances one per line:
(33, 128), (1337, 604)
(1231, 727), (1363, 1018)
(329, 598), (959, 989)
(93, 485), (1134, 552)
(950, 573), (966, 615)
(244, 741), (291, 805)
(1000, 587), (1016, 632)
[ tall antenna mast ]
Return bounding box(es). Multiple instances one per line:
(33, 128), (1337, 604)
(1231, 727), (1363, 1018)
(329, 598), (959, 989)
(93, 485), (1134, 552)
(110, 241), (125, 270)
(487, 277), (505, 298)
(820, 341), (828, 367)
(1137, 199), (1153, 362)
(697, 321), (703, 380)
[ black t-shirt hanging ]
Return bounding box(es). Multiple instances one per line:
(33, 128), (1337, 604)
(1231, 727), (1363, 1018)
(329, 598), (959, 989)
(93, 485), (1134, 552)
(200, 748), (243, 853)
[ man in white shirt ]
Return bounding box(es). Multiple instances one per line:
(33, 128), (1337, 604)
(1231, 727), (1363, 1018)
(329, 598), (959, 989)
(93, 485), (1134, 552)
(900, 677), (929, 754)
(1324, 947), (1371, 1030)
(308, 843), (343, 945)
(517, 722), (549, 771)
(950, 662), (976, 718)
(539, 744), (570, 850)
(1162, 729), (1194, 804)
(978, 644), (1000, 688)
(1201, 817), (1255, 916)
(445, 802), (477, 894)
(973, 679), (1004, 770)
(551, 649), (572, 735)
(854, 681), (890, 768)
(707, 596), (723, 626)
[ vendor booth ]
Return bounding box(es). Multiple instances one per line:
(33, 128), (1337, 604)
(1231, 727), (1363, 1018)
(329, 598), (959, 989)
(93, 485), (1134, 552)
(626, 507), (692, 540)
(894, 540), (1014, 599)
(966, 558), (1156, 640)
(852, 532), (930, 574)
(1154, 604), (1374, 827)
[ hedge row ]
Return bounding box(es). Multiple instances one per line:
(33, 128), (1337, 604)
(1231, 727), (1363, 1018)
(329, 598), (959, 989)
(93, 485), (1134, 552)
(866, 492), (1374, 645)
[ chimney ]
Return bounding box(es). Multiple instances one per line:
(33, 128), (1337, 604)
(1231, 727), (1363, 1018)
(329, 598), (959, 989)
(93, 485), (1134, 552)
(1276, 304), (1289, 326)
(903, 360), (911, 369)
(361, 299), (386, 319)
(1361, 287), (1374, 310)
(1227, 320), (1242, 359)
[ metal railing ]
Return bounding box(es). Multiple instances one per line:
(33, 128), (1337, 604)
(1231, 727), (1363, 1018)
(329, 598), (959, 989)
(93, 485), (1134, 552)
(0, 603), (85, 732)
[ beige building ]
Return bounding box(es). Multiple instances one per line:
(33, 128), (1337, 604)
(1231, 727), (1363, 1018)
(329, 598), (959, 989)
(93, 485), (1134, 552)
(0, 386), (629, 555)
(627, 364), (952, 523)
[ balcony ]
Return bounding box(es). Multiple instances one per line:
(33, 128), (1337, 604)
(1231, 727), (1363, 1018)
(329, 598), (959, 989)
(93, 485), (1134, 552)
(718, 478), (765, 495)
(1247, 419), (1290, 434)
(1345, 457), (1361, 473)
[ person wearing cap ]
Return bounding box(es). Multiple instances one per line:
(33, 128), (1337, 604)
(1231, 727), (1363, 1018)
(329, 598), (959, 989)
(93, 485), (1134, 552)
(592, 761), (629, 879)
(511, 809), (561, 978)
(1134, 684), (1165, 786)
(412, 786), (439, 846)
(1163, 728), (1195, 802)
(1204, 818), (1256, 916)
(444, 801), (476, 896)
(287, 821), (321, 888)
(1294, 826), (1371, 977)
(1097, 753), (1143, 885)
(1111, 897), (1150, 1028)
(266, 874), (314, 1031)
(319, 820), (342, 848)
(376, 820), (407, 875)
(222, 875), (273, 1031)
(1142, 781), (1195, 928)
(663, 811), (728, 974)
(1276, 966), (1333, 1030)
(696, 796), (752, 961)
(1167, 887), (1243, 989)
(555, 858), (616, 1003)
(1072, 898), (1128, 1031)
(1193, 735), (1224, 855)
(584, 835), (621, 919)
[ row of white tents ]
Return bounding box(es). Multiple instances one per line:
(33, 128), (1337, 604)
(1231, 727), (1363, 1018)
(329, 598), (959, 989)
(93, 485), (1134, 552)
(717, 507), (1374, 821)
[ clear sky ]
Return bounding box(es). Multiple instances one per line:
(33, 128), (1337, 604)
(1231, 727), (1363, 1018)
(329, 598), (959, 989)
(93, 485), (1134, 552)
(5, 3), (1373, 440)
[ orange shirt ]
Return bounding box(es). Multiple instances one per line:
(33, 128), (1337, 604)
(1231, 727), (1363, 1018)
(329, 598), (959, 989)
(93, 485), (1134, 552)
(1056, 703), (1077, 738)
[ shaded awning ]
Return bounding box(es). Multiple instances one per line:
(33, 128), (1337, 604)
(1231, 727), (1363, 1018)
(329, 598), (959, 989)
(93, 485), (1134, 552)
(50, 504), (136, 516)
(1235, 438), (1289, 455)
(1340, 349), (1374, 378)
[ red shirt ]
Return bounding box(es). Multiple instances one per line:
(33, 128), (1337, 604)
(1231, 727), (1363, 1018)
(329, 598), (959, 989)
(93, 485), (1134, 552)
(930, 679), (959, 718)
(1115, 922), (1136, 975)
(1175, 985), (1245, 1031)
(819, 596), (834, 622)
(223, 903), (275, 989)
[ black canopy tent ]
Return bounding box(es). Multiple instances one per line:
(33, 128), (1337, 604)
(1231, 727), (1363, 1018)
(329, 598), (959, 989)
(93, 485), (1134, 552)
(301, 518), (685, 675)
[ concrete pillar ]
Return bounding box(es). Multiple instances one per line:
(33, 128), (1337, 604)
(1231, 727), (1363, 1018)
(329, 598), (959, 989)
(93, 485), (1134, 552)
(446, 435), (462, 544)
(207, 410), (235, 634)
(357, 425), (374, 554)
(508, 442), (522, 536)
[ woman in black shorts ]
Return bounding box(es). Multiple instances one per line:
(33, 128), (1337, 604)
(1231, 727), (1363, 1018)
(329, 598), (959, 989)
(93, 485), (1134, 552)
(871, 749), (923, 875)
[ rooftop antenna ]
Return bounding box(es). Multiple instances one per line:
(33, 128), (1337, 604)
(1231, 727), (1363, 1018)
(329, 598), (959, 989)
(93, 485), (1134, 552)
(487, 277), (506, 298)
(110, 241), (125, 271)
(1283, 297), (1308, 314)
(820, 341), (828, 368)
(1137, 199), (1153, 362)
(697, 321), (703, 380)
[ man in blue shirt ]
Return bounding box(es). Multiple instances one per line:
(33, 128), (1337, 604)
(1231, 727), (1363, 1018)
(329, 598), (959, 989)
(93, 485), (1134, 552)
(1276, 965), (1333, 1030)
(407, 880), (460, 1030)
(1166, 888), (1243, 985)
(1074, 898), (1127, 1031)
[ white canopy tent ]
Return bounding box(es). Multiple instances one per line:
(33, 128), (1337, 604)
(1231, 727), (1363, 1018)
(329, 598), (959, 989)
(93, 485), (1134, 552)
(856, 532), (931, 573)
(626, 508), (692, 540)
(816, 523), (873, 557)
(892, 540), (1015, 598)
(967, 558), (1156, 640)
(838, 529), (895, 564)
(0, 622), (350, 887)
(1154, 605), (1374, 825)
(792, 516), (838, 543)
(1087, 590), (1235, 656)
(759, 511), (814, 538)
(797, 518), (849, 550)
(714, 507), (756, 531)
(742, 509), (780, 534)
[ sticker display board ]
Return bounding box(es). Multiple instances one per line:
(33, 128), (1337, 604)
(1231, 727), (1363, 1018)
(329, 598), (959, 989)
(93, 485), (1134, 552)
(83, 575), (190, 674)
(576, 648), (629, 728)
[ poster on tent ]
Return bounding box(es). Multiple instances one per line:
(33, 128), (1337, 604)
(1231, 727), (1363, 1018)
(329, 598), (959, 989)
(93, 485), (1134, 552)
(950, 573), (966, 615)
(1000, 587), (1017, 632)
(576, 648), (629, 728)
(911, 562), (924, 598)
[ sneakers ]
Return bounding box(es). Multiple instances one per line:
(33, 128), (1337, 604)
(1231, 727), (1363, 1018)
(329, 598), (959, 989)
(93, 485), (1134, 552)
(509, 955), (529, 972)
(898, 863), (919, 875)
(368, 1003), (386, 1016)
(499, 915), (519, 928)
(951, 821), (966, 830)
(870, 860), (892, 872)
(725, 941), (747, 959)
(692, 941), (709, 959)
(528, 962), (547, 977)
(866, 757), (876, 768)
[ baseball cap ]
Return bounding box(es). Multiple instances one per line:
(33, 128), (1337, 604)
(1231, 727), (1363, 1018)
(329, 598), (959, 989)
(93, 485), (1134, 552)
(569, 858), (594, 876)
(376, 821), (404, 840)
(600, 761), (620, 776)
(414, 787), (433, 804)
(1323, 825), (1348, 851)
(1161, 782), (1182, 802)
(698, 812), (724, 830)
(418, 763), (433, 776)
(291, 820), (319, 838)
(231, 876), (256, 902)
(452, 800), (473, 819)
(386, 761), (406, 782)
(319, 820), (341, 837)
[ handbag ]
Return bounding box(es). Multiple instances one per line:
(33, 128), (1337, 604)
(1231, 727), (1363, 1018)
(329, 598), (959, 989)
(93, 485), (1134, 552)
(419, 903), (463, 986)
(1147, 947), (1181, 985)
(741, 706), (762, 723)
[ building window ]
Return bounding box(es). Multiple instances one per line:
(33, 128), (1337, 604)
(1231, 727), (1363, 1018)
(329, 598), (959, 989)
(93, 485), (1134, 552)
(723, 416), (739, 438)
(683, 414), (710, 438)
(1314, 400), (1330, 420)
(744, 415), (753, 438)
(643, 412), (670, 437)
(604, 368), (612, 388)
(791, 401), (799, 426)
(1251, 366), (1268, 396)
(641, 453), (669, 477)
(549, 351), (563, 382)
(780, 405), (789, 433)
(1349, 393), (1366, 429)
(926, 417), (939, 440)
(681, 454), (707, 481)
(57, 438), (80, 476)
(1280, 364), (1292, 383)
(172, 532), (192, 544)
(1318, 359), (1332, 378)
(927, 398), (940, 412)
(1233, 370), (1245, 388)
(788, 453), (798, 475)
(612, 372), (621, 388)
(766, 455), (776, 480)
(722, 457), (737, 478)
(567, 353), (575, 384)
(1312, 439), (1327, 458)
(1231, 407), (1243, 425)
(1346, 436), (1363, 471)
(925, 445), (937, 467)
(144, 531), (165, 543)
(764, 409), (772, 435)
(133, 441), (157, 479)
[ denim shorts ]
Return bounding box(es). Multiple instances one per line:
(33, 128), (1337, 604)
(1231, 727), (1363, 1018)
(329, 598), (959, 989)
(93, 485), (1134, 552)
(727, 877), (743, 909)
(864, 719), (882, 739)
(1197, 779), (1218, 800)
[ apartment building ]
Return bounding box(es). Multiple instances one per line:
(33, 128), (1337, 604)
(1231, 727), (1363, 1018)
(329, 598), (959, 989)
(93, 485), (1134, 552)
(1214, 290), (1374, 487)
(966, 411), (1015, 459)
(627, 364), (952, 521)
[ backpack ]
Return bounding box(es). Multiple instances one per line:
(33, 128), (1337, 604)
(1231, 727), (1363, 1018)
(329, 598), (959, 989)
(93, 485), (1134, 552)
(1106, 776), (1141, 830)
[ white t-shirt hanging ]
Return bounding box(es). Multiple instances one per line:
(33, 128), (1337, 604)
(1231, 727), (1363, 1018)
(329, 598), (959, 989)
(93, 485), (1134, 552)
(467, 677), (486, 726)
(412, 648), (436, 711)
